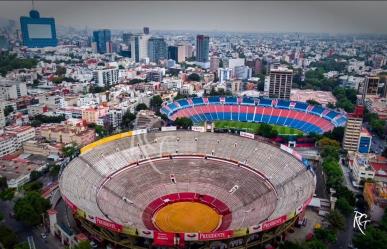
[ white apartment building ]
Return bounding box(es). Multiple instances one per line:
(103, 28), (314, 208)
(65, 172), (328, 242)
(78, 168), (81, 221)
(0, 101), (5, 128)
(93, 68), (119, 87)
(350, 154), (376, 184)
(0, 80), (27, 100)
(4, 126), (36, 148)
(218, 68), (232, 83)
(0, 134), (17, 157)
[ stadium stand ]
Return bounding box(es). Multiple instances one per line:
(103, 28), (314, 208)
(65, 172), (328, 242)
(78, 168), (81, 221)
(161, 97), (347, 134)
(60, 131), (315, 239)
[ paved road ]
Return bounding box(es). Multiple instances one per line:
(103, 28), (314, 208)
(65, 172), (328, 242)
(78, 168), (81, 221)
(339, 156), (360, 194)
(330, 215), (355, 249)
(0, 199), (63, 249)
(364, 122), (386, 154)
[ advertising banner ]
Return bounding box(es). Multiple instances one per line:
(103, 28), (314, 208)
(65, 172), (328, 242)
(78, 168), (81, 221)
(192, 126), (205, 132)
(153, 232), (175, 246)
(198, 231), (233, 241)
(95, 217), (123, 233)
(240, 131), (255, 139)
(261, 215), (288, 231)
(280, 144), (293, 155)
(161, 126), (177, 132)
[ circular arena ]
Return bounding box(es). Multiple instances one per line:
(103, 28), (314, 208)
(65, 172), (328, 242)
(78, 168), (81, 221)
(160, 96), (347, 134)
(59, 130), (315, 248)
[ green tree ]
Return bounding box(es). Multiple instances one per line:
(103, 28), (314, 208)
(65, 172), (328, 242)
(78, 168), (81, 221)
(0, 225), (18, 248)
(0, 52), (37, 76)
(314, 228), (336, 243)
(323, 127), (345, 143)
(327, 210), (346, 231)
(70, 241), (92, 249)
(304, 239), (327, 249)
(0, 176), (7, 191)
(336, 197), (353, 216)
(4, 105), (14, 116)
(135, 103), (148, 112)
(174, 117), (193, 129)
(187, 73), (200, 81)
(62, 143), (79, 158)
(0, 188), (15, 201)
(353, 227), (387, 249)
(23, 181), (43, 192)
(306, 99), (321, 106)
(14, 242), (29, 249)
(122, 111), (136, 129)
(150, 95), (163, 111)
(14, 191), (50, 226)
(255, 123), (278, 138)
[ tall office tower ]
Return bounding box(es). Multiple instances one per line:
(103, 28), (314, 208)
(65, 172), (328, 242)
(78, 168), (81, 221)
(343, 105), (364, 152)
(130, 34), (150, 62)
(122, 33), (132, 45)
(143, 27), (150, 35)
(196, 35), (209, 63)
(0, 35), (9, 50)
(185, 44), (194, 58)
(20, 10), (57, 48)
(177, 45), (186, 63)
(210, 56), (219, 73)
(93, 29), (112, 54)
(148, 37), (167, 63)
(363, 76), (380, 97)
(268, 65), (293, 99)
(168, 46), (178, 62)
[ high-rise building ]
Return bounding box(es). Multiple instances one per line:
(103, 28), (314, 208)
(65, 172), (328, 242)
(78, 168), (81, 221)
(177, 45), (186, 63)
(143, 27), (150, 35)
(20, 10), (57, 48)
(234, 66), (252, 80)
(185, 44), (194, 58)
(218, 68), (232, 83)
(343, 105), (364, 152)
(196, 35), (209, 63)
(0, 35), (9, 50)
(122, 33), (132, 45)
(93, 29), (112, 54)
(210, 56), (219, 73)
(268, 65), (293, 99)
(168, 46), (178, 62)
(130, 34), (150, 63)
(0, 80), (28, 100)
(148, 37), (167, 63)
(362, 76), (380, 97)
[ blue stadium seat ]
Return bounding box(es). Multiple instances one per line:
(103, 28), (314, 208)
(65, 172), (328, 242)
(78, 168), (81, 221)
(242, 97), (255, 105)
(192, 97), (204, 105)
(208, 96), (221, 104)
(277, 99), (290, 109)
(310, 106), (324, 115)
(177, 99), (190, 107)
(225, 97), (237, 104)
(258, 98), (272, 107)
(294, 102), (308, 111)
(167, 102), (178, 111)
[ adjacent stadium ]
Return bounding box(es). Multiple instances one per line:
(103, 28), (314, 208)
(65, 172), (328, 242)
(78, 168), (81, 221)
(160, 96), (347, 134)
(60, 129), (316, 248)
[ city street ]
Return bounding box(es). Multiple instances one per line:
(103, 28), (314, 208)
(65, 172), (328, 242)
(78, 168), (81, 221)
(339, 156), (360, 194)
(0, 199), (63, 249)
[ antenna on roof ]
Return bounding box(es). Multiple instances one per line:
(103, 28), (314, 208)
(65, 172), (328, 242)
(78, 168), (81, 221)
(32, 0), (35, 10)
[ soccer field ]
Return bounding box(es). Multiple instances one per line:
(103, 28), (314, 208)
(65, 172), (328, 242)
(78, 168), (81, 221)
(214, 120), (303, 135)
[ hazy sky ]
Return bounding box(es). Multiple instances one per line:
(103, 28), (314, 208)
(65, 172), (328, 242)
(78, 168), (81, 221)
(0, 1), (386, 34)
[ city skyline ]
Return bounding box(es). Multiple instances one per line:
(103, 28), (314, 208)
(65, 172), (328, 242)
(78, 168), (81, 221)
(0, 1), (386, 34)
